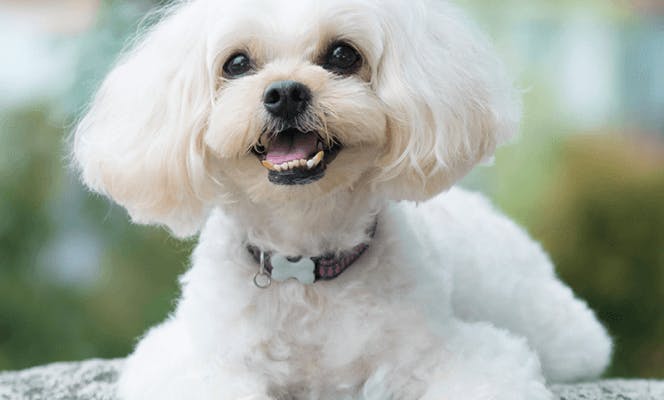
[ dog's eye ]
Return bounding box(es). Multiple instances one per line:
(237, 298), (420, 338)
(223, 53), (253, 78)
(323, 43), (362, 75)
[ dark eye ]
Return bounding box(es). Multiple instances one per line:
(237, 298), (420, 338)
(223, 53), (253, 78)
(323, 43), (362, 74)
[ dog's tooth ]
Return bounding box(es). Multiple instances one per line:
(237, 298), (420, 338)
(274, 164), (283, 172)
(299, 159), (307, 167)
(261, 160), (276, 171)
(306, 151), (325, 169)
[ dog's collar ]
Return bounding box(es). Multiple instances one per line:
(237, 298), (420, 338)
(247, 222), (377, 288)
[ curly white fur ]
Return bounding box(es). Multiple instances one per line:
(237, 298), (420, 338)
(72, 0), (612, 399)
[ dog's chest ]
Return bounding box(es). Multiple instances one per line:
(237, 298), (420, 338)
(248, 282), (435, 397)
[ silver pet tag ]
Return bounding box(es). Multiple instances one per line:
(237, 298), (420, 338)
(270, 255), (316, 285)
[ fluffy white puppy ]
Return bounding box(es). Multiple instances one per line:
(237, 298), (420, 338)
(73, 0), (612, 399)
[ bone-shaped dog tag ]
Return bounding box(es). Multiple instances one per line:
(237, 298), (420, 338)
(270, 255), (316, 285)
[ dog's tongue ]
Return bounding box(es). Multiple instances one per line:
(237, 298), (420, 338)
(265, 132), (318, 165)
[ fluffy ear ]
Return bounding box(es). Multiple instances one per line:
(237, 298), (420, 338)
(374, 1), (521, 200)
(72, 2), (217, 237)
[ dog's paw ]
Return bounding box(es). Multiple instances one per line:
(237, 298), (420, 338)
(421, 322), (555, 400)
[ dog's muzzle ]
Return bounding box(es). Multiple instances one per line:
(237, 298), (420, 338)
(255, 80), (341, 185)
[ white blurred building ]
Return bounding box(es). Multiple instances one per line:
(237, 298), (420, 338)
(0, 0), (100, 34)
(0, 0), (100, 108)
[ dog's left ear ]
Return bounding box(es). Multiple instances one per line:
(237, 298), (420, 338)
(374, 1), (521, 200)
(72, 2), (217, 237)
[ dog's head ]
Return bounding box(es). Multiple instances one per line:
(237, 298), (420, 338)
(73, 0), (520, 237)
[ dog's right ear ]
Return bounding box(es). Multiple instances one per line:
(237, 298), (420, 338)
(72, 2), (218, 238)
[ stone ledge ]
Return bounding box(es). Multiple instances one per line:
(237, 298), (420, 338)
(1, 359), (662, 399)
(0, 359), (122, 400)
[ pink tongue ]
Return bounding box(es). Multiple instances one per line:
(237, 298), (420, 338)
(266, 133), (318, 164)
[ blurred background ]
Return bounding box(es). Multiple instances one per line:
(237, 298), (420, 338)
(0, 0), (662, 379)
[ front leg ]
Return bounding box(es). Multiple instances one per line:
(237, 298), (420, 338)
(422, 322), (552, 400)
(361, 321), (553, 400)
(118, 319), (272, 400)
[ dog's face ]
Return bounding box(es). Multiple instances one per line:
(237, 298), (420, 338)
(73, 0), (520, 236)
(205, 0), (388, 203)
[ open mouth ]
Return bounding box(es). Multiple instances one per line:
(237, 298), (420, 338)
(255, 128), (341, 185)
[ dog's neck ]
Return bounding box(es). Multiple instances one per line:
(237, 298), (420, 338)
(226, 189), (382, 257)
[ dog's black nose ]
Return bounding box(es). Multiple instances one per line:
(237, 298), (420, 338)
(263, 80), (311, 120)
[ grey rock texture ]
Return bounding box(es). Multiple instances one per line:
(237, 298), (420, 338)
(554, 380), (664, 400)
(0, 359), (122, 400)
(0, 359), (663, 399)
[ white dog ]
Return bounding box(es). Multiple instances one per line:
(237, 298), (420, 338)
(72, 0), (612, 398)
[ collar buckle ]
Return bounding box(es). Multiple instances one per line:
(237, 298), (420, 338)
(253, 251), (272, 289)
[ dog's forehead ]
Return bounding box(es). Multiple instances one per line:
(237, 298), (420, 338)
(207, 0), (384, 55)
(229, 0), (378, 21)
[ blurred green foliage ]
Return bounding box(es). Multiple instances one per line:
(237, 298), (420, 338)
(0, 104), (192, 370)
(0, 0), (190, 371)
(534, 136), (664, 378)
(1, 0), (662, 379)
